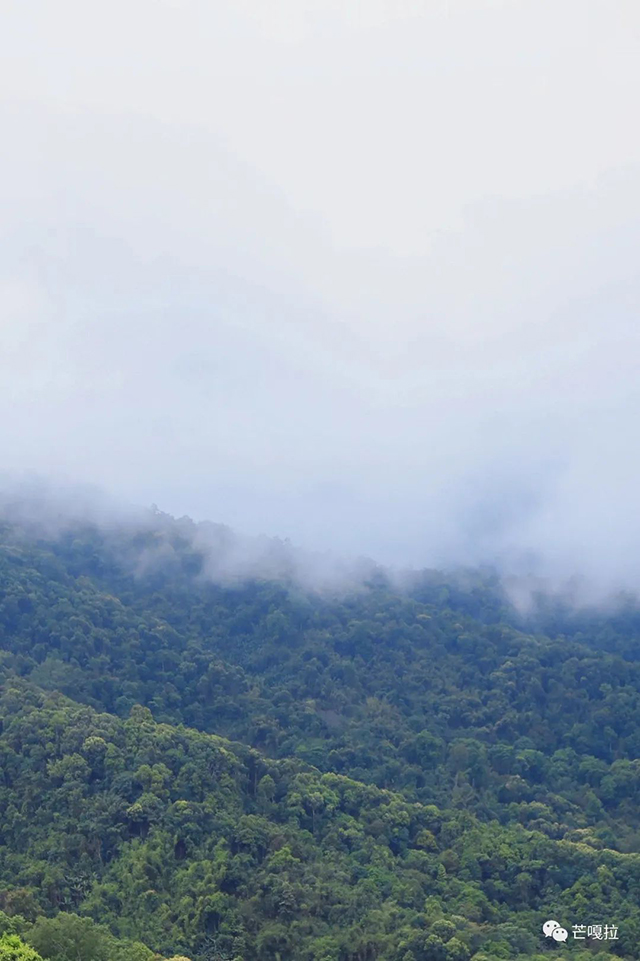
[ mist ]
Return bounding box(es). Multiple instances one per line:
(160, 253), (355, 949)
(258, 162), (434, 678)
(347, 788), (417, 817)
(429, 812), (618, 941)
(2, 0), (640, 595)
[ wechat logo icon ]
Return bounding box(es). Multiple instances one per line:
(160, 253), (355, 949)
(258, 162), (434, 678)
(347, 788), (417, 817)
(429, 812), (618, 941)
(543, 920), (568, 942)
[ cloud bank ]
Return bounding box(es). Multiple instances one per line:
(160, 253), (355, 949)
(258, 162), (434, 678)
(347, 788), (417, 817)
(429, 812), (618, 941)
(1, 0), (640, 592)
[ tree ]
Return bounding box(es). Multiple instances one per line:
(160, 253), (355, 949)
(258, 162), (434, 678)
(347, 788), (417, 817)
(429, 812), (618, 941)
(27, 915), (151, 961)
(0, 936), (42, 961)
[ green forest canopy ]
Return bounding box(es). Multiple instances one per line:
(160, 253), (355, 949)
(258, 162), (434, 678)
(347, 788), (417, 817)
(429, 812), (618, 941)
(1, 509), (640, 960)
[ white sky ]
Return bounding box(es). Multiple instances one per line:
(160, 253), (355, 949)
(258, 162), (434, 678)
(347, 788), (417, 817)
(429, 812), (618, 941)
(2, 0), (640, 583)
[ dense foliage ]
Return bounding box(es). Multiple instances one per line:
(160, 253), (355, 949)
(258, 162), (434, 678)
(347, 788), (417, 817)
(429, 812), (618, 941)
(1, 509), (640, 960)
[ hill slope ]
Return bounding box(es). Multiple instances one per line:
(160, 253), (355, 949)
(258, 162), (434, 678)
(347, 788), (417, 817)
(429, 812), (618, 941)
(3, 683), (640, 961)
(1, 509), (640, 959)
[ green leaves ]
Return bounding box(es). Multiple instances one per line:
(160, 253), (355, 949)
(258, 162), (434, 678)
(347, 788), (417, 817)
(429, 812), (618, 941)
(0, 935), (42, 961)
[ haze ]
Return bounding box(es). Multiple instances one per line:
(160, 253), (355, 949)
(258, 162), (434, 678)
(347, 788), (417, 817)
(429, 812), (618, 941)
(2, 1), (640, 591)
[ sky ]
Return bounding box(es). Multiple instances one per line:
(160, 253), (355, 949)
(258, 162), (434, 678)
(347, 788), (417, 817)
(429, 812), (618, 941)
(1, 0), (640, 588)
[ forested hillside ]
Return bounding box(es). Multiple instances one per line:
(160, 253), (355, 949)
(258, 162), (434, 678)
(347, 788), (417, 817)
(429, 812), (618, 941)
(1, 509), (640, 961)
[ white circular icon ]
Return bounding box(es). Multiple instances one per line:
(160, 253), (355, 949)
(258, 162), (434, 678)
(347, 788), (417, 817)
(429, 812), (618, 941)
(543, 920), (560, 937)
(553, 928), (568, 942)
